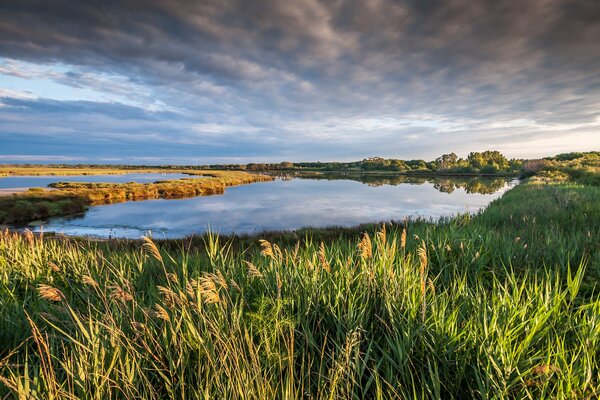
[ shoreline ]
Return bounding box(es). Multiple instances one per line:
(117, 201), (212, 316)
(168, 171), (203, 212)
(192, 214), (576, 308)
(0, 187), (56, 197)
(0, 170), (273, 225)
(9, 181), (518, 244)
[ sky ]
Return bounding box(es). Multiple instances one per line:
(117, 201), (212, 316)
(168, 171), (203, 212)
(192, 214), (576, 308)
(0, 0), (599, 164)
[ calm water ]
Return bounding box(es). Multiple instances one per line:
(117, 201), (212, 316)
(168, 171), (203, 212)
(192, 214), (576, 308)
(33, 176), (516, 238)
(0, 173), (193, 189)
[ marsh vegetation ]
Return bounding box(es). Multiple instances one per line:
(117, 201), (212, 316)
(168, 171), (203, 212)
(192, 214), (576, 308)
(0, 152), (599, 399)
(0, 180), (599, 399)
(0, 170), (272, 225)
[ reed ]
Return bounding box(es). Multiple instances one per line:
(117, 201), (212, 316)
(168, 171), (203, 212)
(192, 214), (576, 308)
(0, 180), (598, 399)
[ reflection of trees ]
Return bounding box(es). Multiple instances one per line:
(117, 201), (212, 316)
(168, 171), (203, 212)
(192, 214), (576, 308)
(463, 179), (507, 194)
(433, 181), (456, 193)
(268, 172), (509, 194)
(433, 177), (508, 194)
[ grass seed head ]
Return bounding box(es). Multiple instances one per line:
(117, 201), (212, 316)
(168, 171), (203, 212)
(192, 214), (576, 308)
(245, 261), (263, 278)
(358, 233), (372, 259)
(82, 275), (99, 288)
(110, 285), (134, 303)
(401, 228), (407, 249)
(418, 241), (428, 270)
(37, 284), (65, 302)
(154, 304), (170, 322)
(259, 239), (274, 258)
(377, 224), (387, 244)
(199, 275), (221, 304)
(318, 242), (330, 272)
(142, 236), (163, 264)
(23, 229), (35, 248)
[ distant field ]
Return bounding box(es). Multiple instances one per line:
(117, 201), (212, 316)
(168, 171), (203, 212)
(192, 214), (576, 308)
(0, 165), (208, 176)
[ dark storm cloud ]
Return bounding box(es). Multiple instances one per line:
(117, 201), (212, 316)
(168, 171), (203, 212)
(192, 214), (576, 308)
(0, 0), (599, 162)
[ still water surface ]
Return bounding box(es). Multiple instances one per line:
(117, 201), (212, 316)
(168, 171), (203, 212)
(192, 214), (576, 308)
(33, 176), (516, 238)
(0, 173), (193, 189)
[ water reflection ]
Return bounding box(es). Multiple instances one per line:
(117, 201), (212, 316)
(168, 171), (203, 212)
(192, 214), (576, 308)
(267, 172), (511, 194)
(35, 176), (517, 239)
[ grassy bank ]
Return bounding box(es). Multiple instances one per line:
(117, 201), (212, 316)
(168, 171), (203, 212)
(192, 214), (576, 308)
(0, 171), (272, 224)
(0, 166), (208, 176)
(0, 181), (598, 399)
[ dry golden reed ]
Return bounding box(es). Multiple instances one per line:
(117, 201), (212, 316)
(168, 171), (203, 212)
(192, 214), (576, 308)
(400, 228), (407, 249)
(418, 241), (428, 321)
(214, 270), (228, 290)
(157, 286), (180, 309)
(110, 285), (134, 303)
(532, 364), (560, 375)
(82, 275), (99, 288)
(142, 236), (163, 264)
(245, 261), (263, 278)
(23, 229), (35, 249)
(358, 233), (372, 259)
(259, 239), (274, 257)
(37, 284), (65, 302)
(376, 224), (387, 244)
(318, 242), (330, 272)
(186, 281), (195, 298)
(26, 313), (59, 397)
(154, 304), (170, 322)
(166, 273), (179, 284)
(199, 275), (221, 304)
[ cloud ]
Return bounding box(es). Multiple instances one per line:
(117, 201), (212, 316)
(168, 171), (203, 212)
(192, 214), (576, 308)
(0, 0), (599, 162)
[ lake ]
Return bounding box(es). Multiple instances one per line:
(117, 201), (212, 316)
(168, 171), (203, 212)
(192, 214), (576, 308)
(31, 175), (517, 238)
(0, 173), (194, 190)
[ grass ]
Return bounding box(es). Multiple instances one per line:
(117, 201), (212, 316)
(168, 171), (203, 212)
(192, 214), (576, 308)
(0, 181), (598, 399)
(0, 166), (208, 176)
(0, 170), (272, 224)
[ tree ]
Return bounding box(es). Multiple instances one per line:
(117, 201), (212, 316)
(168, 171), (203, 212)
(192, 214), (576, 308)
(435, 153), (458, 170)
(467, 151), (509, 171)
(278, 161), (294, 169)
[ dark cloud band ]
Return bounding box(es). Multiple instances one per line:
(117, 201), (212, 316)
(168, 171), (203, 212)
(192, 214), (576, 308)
(0, 0), (599, 162)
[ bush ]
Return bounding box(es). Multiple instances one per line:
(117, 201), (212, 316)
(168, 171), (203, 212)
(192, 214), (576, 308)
(480, 164), (498, 174)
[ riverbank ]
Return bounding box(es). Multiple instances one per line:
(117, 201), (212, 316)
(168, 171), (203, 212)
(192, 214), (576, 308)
(0, 170), (272, 224)
(259, 169), (518, 178)
(0, 165), (208, 176)
(0, 187), (55, 196)
(0, 179), (598, 398)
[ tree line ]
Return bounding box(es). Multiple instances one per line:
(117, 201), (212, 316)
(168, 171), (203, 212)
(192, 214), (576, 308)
(203, 150), (521, 174)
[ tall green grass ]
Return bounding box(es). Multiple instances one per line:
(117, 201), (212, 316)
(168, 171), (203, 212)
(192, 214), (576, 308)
(0, 182), (599, 399)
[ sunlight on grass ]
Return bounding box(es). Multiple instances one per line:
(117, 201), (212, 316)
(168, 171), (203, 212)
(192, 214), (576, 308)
(0, 182), (598, 398)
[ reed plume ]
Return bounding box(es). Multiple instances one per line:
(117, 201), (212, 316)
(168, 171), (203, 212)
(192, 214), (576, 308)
(153, 304), (170, 322)
(376, 224), (387, 244)
(358, 233), (372, 259)
(199, 275), (221, 304)
(110, 284), (134, 303)
(259, 239), (274, 258)
(318, 242), (330, 272)
(37, 284), (65, 302)
(245, 261), (263, 278)
(400, 228), (407, 249)
(418, 241), (428, 321)
(82, 275), (99, 288)
(142, 236), (163, 264)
